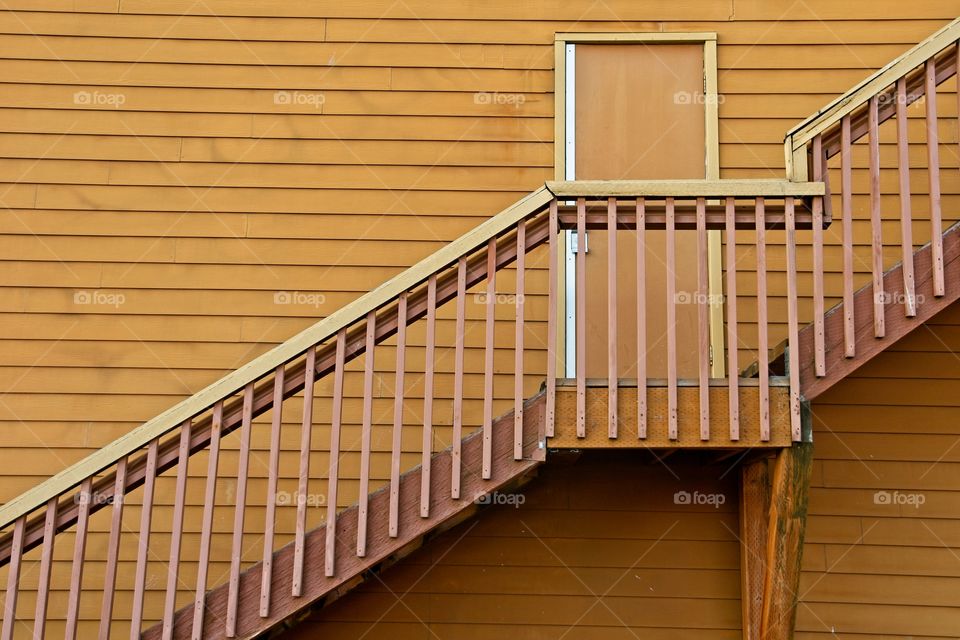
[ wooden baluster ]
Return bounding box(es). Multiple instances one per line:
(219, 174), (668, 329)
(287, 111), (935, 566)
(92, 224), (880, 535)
(292, 349), (315, 596)
(666, 197), (678, 440)
(725, 197), (740, 440)
(192, 403), (223, 640)
(637, 198), (647, 439)
(357, 312), (376, 554)
(98, 456), (127, 640)
(755, 198), (770, 441)
(868, 95), (886, 338)
(515, 221), (526, 458)
(812, 136), (827, 375)
(130, 440), (159, 639)
(0, 517), (24, 640)
(260, 367), (283, 615)
(452, 259), (466, 498)
(32, 497), (56, 639)
(545, 200), (558, 438)
(576, 198), (587, 438)
(785, 198), (802, 442)
(65, 477), (92, 640)
(896, 77), (917, 317)
(421, 277), (437, 515)
(926, 58), (945, 298)
(697, 197), (710, 441)
(227, 384), (254, 636)
(390, 293), (408, 535)
(483, 239), (496, 476)
(607, 198), (618, 439)
(841, 115), (856, 358)
(326, 329), (346, 576)
(163, 422), (191, 639)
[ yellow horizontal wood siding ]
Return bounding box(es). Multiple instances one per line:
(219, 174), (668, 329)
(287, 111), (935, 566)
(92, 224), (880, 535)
(281, 453), (743, 639)
(797, 302), (960, 637)
(0, 2), (957, 636)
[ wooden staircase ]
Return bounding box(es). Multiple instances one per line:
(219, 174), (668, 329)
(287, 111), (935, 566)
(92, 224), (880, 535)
(3, 15), (960, 640)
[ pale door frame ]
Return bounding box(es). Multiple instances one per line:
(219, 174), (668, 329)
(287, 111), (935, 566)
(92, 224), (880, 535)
(553, 31), (726, 378)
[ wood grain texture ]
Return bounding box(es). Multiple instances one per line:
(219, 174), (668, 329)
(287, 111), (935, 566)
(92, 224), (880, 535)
(551, 380), (792, 448)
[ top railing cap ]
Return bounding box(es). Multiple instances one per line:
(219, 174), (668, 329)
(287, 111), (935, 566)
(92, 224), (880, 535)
(785, 16), (960, 149)
(546, 179), (824, 198)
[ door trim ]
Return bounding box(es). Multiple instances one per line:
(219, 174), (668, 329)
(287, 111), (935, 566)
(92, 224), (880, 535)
(553, 32), (726, 378)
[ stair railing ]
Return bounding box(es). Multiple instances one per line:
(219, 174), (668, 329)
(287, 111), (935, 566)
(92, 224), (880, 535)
(785, 17), (960, 398)
(0, 180), (823, 639)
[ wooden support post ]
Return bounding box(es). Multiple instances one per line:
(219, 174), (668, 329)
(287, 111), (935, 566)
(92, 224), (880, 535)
(759, 403), (814, 640)
(740, 458), (771, 640)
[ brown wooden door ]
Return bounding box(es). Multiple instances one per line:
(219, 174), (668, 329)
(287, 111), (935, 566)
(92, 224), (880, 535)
(572, 42), (707, 378)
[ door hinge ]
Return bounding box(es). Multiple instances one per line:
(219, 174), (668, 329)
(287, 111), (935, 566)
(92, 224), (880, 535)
(571, 230), (588, 253)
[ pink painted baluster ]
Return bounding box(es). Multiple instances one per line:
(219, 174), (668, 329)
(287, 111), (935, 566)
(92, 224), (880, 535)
(0, 517), (24, 640)
(326, 329), (347, 576)
(292, 349), (316, 595)
(696, 197), (709, 441)
(421, 276), (437, 515)
(390, 293), (408, 536)
(666, 197), (678, 440)
(785, 198), (802, 442)
(98, 457), (127, 640)
(812, 136), (827, 375)
(897, 77), (917, 317)
(607, 198), (618, 439)
(65, 478), (93, 640)
(725, 197), (740, 440)
(576, 198), (587, 438)
(163, 422), (191, 639)
(130, 440), (159, 639)
(514, 221), (526, 458)
(926, 58), (945, 298)
(357, 312), (376, 555)
(483, 239), (496, 475)
(756, 198), (770, 441)
(545, 200), (558, 438)
(260, 367), (284, 616)
(32, 497), (57, 639)
(192, 403), (223, 640)
(841, 115), (855, 358)
(227, 384), (255, 636)
(868, 95), (885, 338)
(452, 259), (466, 498)
(637, 198), (647, 439)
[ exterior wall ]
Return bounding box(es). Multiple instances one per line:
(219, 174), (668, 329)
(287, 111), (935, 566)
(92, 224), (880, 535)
(798, 302), (960, 637)
(1, 1), (960, 635)
(2, 2), (958, 499)
(281, 452), (743, 639)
